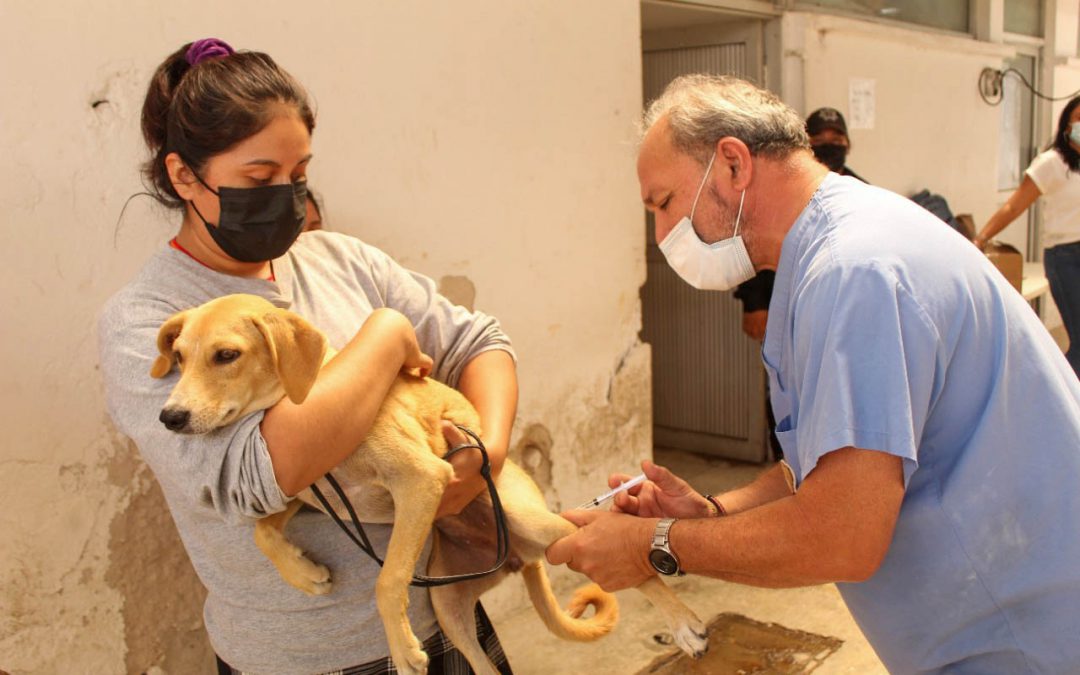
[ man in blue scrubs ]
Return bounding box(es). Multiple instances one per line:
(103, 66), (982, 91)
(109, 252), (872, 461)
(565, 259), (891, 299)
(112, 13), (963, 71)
(547, 74), (1080, 674)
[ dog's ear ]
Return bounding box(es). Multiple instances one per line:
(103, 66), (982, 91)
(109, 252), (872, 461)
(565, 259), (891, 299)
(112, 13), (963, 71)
(150, 310), (189, 378)
(251, 310), (327, 404)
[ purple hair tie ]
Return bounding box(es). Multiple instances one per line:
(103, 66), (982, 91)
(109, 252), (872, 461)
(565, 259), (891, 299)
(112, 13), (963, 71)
(185, 38), (235, 66)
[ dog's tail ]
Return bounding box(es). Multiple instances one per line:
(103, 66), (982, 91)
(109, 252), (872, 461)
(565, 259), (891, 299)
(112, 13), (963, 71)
(522, 560), (618, 641)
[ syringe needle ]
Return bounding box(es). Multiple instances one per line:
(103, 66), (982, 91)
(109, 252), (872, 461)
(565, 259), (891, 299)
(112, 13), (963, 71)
(577, 473), (647, 510)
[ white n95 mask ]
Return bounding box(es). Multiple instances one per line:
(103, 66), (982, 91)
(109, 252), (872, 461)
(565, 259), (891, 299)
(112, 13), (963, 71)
(659, 151), (755, 291)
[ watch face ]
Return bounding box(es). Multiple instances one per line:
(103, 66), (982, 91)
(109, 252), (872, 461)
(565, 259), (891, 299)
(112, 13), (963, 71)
(649, 548), (680, 576)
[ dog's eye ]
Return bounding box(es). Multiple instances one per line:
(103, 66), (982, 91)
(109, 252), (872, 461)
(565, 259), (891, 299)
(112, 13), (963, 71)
(214, 349), (240, 364)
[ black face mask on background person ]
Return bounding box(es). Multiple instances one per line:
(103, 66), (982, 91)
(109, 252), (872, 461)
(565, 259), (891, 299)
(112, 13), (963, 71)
(812, 143), (848, 173)
(187, 172), (308, 263)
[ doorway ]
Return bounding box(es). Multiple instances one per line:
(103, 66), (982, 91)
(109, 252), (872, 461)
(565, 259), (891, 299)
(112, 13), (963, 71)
(639, 1), (776, 462)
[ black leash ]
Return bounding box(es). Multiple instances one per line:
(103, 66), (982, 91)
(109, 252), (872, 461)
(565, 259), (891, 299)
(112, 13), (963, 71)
(308, 425), (510, 587)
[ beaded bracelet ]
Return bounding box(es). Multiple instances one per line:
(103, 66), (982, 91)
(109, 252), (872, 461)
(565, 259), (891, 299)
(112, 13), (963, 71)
(702, 493), (727, 517)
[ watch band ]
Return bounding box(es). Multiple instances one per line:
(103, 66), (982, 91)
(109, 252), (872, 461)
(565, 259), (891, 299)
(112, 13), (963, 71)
(652, 517), (677, 547)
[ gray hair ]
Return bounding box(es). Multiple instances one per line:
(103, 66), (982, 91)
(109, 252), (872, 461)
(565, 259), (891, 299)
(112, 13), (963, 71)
(643, 74), (809, 162)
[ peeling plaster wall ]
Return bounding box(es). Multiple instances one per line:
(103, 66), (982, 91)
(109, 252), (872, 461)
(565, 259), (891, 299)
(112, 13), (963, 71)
(1, 1), (646, 672)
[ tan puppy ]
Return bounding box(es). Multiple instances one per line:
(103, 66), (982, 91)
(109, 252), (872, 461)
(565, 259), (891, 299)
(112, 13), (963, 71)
(151, 293), (706, 675)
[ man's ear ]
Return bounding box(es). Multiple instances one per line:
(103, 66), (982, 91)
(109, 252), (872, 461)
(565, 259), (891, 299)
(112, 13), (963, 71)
(251, 310), (327, 404)
(716, 137), (753, 192)
(150, 310), (188, 378)
(164, 152), (199, 202)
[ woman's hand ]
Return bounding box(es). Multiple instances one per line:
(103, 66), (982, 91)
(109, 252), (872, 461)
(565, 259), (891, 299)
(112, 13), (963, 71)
(611, 460), (714, 519)
(362, 308), (433, 377)
(435, 421), (492, 518)
(436, 350), (516, 518)
(387, 310), (433, 377)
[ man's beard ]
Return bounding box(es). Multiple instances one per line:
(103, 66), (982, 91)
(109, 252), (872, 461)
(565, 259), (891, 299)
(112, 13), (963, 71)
(702, 186), (754, 252)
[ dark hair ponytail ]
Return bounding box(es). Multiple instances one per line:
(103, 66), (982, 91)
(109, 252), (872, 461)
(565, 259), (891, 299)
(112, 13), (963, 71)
(1051, 95), (1080, 172)
(140, 41), (315, 208)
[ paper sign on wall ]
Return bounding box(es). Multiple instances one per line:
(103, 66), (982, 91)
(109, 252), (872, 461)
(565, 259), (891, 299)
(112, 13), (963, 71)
(848, 78), (876, 130)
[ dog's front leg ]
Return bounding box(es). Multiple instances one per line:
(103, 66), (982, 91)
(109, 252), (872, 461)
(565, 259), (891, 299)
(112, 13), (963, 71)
(378, 465), (452, 675)
(254, 500), (332, 595)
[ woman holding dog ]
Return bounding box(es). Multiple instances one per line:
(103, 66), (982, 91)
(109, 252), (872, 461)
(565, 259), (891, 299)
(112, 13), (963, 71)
(976, 96), (1080, 377)
(98, 39), (517, 674)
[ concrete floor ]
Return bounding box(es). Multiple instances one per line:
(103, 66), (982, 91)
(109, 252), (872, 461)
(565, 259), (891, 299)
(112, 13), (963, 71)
(496, 448), (886, 675)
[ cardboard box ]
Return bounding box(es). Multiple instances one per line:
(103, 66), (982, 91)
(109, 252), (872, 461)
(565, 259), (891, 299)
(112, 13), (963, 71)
(984, 241), (1023, 293)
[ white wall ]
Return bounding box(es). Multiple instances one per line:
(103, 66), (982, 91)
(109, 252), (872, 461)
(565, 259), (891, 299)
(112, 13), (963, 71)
(782, 12), (1015, 235)
(0, 1), (646, 672)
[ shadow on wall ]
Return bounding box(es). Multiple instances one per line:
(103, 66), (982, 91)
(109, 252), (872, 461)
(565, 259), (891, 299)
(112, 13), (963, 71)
(105, 440), (213, 674)
(511, 423), (556, 503)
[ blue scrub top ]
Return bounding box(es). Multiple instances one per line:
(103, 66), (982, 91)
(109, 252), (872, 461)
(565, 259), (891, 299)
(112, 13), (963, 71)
(763, 173), (1080, 674)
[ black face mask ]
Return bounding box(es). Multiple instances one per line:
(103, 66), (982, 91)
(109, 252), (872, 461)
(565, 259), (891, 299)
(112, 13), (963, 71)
(812, 143), (848, 173)
(188, 174), (307, 263)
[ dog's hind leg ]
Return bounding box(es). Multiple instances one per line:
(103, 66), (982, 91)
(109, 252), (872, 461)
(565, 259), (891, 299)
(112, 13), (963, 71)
(427, 562), (505, 675)
(253, 499), (332, 595)
(377, 463), (453, 675)
(635, 576), (708, 658)
(426, 514), (519, 675)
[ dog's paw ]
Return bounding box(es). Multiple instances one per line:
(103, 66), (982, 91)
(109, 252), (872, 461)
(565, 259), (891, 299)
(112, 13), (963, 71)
(282, 553), (333, 596)
(672, 618), (709, 659)
(391, 638), (429, 675)
(298, 561), (333, 596)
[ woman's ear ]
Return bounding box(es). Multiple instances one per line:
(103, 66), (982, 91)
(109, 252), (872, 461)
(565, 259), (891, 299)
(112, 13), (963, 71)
(165, 152), (199, 201)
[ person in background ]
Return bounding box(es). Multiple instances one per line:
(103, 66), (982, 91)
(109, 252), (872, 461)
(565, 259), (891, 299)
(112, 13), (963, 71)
(98, 38), (517, 674)
(805, 107), (867, 183)
(731, 269), (781, 458)
(304, 185), (324, 231)
(547, 74), (1080, 674)
(975, 96), (1080, 377)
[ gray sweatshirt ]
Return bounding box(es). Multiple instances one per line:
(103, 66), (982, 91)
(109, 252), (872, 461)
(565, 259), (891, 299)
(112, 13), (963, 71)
(97, 230), (514, 674)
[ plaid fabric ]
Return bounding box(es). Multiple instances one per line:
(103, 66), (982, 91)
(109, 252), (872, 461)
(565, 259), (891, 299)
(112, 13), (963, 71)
(217, 603), (513, 675)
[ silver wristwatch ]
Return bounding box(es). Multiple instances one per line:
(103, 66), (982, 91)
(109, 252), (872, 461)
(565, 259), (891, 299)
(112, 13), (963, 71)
(648, 518), (684, 576)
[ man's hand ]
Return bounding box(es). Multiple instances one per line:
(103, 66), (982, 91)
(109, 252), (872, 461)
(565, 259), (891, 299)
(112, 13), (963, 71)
(435, 421), (488, 518)
(742, 309), (768, 341)
(545, 510), (657, 591)
(611, 460), (713, 519)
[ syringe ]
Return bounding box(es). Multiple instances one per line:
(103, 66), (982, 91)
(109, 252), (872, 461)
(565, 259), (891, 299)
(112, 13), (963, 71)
(577, 473), (647, 510)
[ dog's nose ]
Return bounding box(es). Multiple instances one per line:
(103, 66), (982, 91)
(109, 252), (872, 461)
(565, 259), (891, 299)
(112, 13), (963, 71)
(160, 408), (190, 431)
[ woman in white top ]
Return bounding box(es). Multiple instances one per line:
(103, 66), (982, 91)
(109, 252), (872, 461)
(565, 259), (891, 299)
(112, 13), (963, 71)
(977, 96), (1080, 377)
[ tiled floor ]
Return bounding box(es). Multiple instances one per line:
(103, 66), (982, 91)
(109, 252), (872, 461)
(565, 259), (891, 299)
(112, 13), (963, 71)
(496, 448), (886, 675)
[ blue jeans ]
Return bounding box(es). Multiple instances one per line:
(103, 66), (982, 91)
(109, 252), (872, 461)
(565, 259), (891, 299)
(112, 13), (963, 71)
(1044, 240), (1080, 377)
